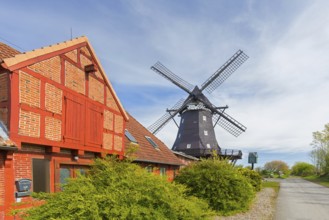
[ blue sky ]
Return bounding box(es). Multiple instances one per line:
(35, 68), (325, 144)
(1, 0), (329, 167)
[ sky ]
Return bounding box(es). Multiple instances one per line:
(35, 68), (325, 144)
(1, 0), (329, 167)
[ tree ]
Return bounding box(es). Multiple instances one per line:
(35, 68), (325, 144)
(264, 160), (289, 176)
(174, 158), (255, 215)
(291, 162), (315, 177)
(310, 123), (329, 175)
(20, 157), (213, 220)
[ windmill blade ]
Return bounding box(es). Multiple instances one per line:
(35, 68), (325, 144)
(201, 50), (249, 94)
(148, 98), (185, 134)
(151, 62), (194, 94)
(212, 111), (246, 137)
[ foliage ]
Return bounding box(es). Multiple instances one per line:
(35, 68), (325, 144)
(237, 168), (262, 191)
(22, 157), (213, 220)
(264, 160), (290, 176)
(310, 123), (329, 175)
(291, 162), (315, 177)
(174, 158), (255, 215)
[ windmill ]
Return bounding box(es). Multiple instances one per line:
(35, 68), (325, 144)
(148, 50), (248, 161)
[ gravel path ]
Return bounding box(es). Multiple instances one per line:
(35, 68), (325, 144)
(214, 187), (277, 220)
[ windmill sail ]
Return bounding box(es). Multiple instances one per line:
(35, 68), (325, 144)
(148, 50), (248, 161)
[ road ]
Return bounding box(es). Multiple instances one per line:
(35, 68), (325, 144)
(275, 178), (329, 220)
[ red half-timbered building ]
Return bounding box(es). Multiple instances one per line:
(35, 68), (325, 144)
(0, 37), (128, 219)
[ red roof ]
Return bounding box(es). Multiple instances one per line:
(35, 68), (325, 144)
(125, 113), (182, 166)
(0, 42), (20, 60)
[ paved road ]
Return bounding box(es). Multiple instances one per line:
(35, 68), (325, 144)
(275, 178), (329, 220)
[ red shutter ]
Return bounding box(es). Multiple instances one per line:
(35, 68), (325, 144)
(85, 102), (103, 147)
(63, 93), (85, 144)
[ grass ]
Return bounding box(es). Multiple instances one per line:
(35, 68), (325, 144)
(303, 175), (329, 187)
(262, 181), (280, 194)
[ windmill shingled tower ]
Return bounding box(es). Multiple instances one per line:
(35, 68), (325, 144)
(148, 50), (248, 162)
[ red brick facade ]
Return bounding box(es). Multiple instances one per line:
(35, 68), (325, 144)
(0, 37), (128, 219)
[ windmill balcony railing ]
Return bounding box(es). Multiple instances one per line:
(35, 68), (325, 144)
(219, 149), (242, 158)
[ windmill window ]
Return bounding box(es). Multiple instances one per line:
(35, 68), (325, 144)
(203, 116), (207, 121)
(181, 119), (184, 124)
(145, 136), (158, 148)
(204, 130), (208, 136)
(187, 144), (191, 149)
(206, 144), (211, 149)
(125, 129), (138, 143)
(178, 133), (181, 138)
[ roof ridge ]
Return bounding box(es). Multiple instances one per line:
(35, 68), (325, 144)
(2, 36), (88, 67)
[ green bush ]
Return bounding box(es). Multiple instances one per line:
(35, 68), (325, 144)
(174, 158), (255, 215)
(237, 168), (262, 192)
(291, 162), (316, 177)
(22, 157), (213, 220)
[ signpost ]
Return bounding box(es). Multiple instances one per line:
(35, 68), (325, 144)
(248, 152), (258, 170)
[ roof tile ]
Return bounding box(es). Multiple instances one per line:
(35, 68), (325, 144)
(0, 42), (20, 60)
(125, 113), (182, 166)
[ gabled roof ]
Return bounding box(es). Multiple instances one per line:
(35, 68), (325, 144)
(0, 36), (128, 121)
(125, 113), (182, 166)
(0, 42), (21, 60)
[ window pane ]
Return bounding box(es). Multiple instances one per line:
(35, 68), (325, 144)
(125, 129), (138, 143)
(60, 167), (71, 185)
(145, 136), (158, 148)
(160, 167), (166, 176)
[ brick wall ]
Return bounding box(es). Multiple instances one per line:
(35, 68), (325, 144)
(114, 115), (123, 134)
(65, 61), (85, 95)
(18, 109), (40, 137)
(0, 73), (8, 102)
(103, 110), (114, 130)
(106, 87), (119, 112)
(94, 71), (102, 79)
(28, 56), (61, 83)
(89, 77), (104, 104)
(0, 154), (4, 206)
(45, 117), (61, 141)
(114, 135), (123, 151)
(19, 71), (41, 107)
(0, 108), (7, 126)
(80, 54), (92, 67)
(65, 50), (78, 63)
(80, 46), (91, 57)
(14, 153), (32, 180)
(45, 83), (62, 114)
(103, 133), (113, 150)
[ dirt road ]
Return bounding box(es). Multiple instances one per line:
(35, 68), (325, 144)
(275, 178), (329, 220)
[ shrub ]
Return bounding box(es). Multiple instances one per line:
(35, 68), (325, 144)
(291, 162), (315, 177)
(22, 157), (213, 220)
(264, 160), (290, 176)
(174, 158), (255, 215)
(237, 168), (262, 192)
